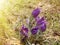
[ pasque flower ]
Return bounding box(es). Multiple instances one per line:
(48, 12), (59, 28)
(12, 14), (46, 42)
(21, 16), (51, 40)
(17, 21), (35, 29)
(36, 17), (45, 25)
(40, 23), (46, 32)
(20, 8), (46, 36)
(20, 25), (28, 36)
(32, 8), (40, 18)
(31, 8), (46, 34)
(31, 27), (38, 35)
(36, 17), (46, 32)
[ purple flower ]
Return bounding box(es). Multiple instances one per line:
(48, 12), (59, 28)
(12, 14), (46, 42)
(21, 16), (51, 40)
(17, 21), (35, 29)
(40, 23), (46, 32)
(36, 17), (45, 25)
(31, 27), (38, 35)
(36, 17), (46, 32)
(20, 25), (28, 36)
(32, 8), (40, 18)
(37, 22), (46, 32)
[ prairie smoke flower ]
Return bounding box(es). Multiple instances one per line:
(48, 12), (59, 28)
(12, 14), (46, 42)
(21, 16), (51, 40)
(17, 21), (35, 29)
(32, 8), (40, 18)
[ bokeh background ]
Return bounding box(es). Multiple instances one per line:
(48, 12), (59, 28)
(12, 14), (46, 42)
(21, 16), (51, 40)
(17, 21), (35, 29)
(0, 0), (60, 45)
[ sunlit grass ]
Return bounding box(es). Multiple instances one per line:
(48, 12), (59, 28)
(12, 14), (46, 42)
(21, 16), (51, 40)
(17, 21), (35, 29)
(0, 0), (60, 45)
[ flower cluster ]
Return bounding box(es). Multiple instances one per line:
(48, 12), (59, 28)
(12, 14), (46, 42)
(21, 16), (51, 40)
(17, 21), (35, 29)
(20, 8), (46, 37)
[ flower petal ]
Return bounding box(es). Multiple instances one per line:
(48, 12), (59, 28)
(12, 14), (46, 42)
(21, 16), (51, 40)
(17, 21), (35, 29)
(20, 25), (28, 36)
(36, 17), (46, 32)
(31, 27), (38, 35)
(36, 17), (45, 25)
(40, 23), (46, 32)
(32, 8), (40, 18)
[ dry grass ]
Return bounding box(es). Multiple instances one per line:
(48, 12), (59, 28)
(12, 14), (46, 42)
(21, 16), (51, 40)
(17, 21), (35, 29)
(0, 0), (60, 45)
